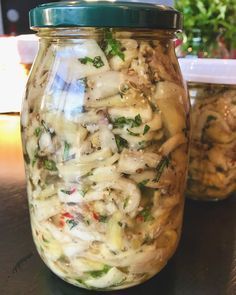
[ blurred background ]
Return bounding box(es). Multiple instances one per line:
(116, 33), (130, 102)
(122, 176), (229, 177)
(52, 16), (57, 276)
(0, 0), (235, 113)
(0, 0), (235, 58)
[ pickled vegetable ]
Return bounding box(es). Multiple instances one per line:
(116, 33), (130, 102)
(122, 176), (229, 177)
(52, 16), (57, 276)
(21, 30), (189, 290)
(187, 84), (236, 200)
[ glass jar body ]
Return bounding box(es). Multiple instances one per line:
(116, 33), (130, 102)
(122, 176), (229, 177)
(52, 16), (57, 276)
(21, 28), (189, 290)
(187, 82), (236, 201)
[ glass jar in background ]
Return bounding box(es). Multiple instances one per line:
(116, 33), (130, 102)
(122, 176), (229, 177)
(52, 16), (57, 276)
(17, 34), (38, 75)
(179, 58), (236, 201)
(21, 1), (190, 290)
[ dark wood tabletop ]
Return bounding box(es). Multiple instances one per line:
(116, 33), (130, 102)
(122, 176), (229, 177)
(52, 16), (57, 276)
(0, 114), (235, 295)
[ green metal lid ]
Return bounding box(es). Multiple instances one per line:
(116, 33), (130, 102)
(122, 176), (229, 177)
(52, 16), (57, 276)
(29, 1), (182, 30)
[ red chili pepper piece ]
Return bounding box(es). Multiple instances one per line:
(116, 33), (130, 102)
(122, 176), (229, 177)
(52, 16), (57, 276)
(59, 220), (65, 227)
(93, 212), (99, 221)
(70, 188), (76, 194)
(62, 212), (74, 219)
(136, 215), (144, 222)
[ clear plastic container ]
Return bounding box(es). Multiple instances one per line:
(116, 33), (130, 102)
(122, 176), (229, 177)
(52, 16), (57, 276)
(179, 58), (236, 201)
(21, 1), (189, 290)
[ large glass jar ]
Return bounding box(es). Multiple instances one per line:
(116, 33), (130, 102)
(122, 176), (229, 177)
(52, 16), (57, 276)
(180, 59), (236, 201)
(21, 1), (190, 290)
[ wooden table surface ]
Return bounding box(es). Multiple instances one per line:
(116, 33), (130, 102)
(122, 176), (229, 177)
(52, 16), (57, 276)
(0, 114), (235, 295)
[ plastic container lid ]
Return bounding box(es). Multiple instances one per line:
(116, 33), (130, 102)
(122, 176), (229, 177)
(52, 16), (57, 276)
(29, 1), (182, 30)
(179, 58), (236, 85)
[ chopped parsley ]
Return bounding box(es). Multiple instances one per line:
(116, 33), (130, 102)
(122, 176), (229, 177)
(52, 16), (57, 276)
(206, 115), (217, 123)
(60, 189), (73, 195)
(34, 127), (42, 137)
(98, 215), (108, 223)
(113, 114), (142, 129)
(138, 208), (154, 222)
(79, 56), (104, 68)
(66, 219), (78, 230)
(104, 30), (125, 61)
(79, 56), (93, 64)
(153, 156), (170, 182)
(143, 125), (150, 135)
(42, 235), (49, 243)
(44, 159), (57, 171)
(138, 179), (149, 189)
(123, 197), (129, 209)
(85, 219), (90, 225)
(115, 135), (129, 152)
(61, 188), (87, 197)
(138, 141), (147, 150)
(63, 141), (70, 161)
(127, 129), (140, 136)
(61, 189), (71, 195)
(142, 235), (154, 245)
(32, 148), (39, 167)
(76, 278), (86, 286)
(87, 265), (111, 278)
(78, 189), (87, 197)
(93, 56), (105, 68)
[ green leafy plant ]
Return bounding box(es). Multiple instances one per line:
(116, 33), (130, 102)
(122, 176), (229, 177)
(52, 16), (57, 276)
(175, 0), (236, 55)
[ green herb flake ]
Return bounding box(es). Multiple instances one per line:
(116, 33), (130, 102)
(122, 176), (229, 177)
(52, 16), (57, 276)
(93, 56), (104, 68)
(87, 265), (111, 278)
(150, 101), (157, 112)
(76, 278), (84, 285)
(123, 197), (129, 209)
(66, 219), (78, 230)
(127, 129), (140, 136)
(138, 141), (147, 150)
(32, 148), (39, 167)
(79, 56), (94, 64)
(138, 179), (149, 189)
(118, 221), (123, 227)
(85, 219), (90, 225)
(115, 135), (129, 152)
(113, 117), (131, 128)
(153, 156), (170, 182)
(42, 235), (49, 243)
(98, 215), (108, 223)
(206, 115), (217, 123)
(79, 56), (104, 68)
(143, 124), (150, 135)
(60, 189), (73, 195)
(133, 114), (142, 127)
(142, 234), (154, 245)
(34, 127), (42, 137)
(113, 114), (142, 129)
(63, 141), (70, 161)
(44, 159), (57, 171)
(138, 208), (154, 222)
(104, 31), (125, 61)
(78, 190), (86, 197)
